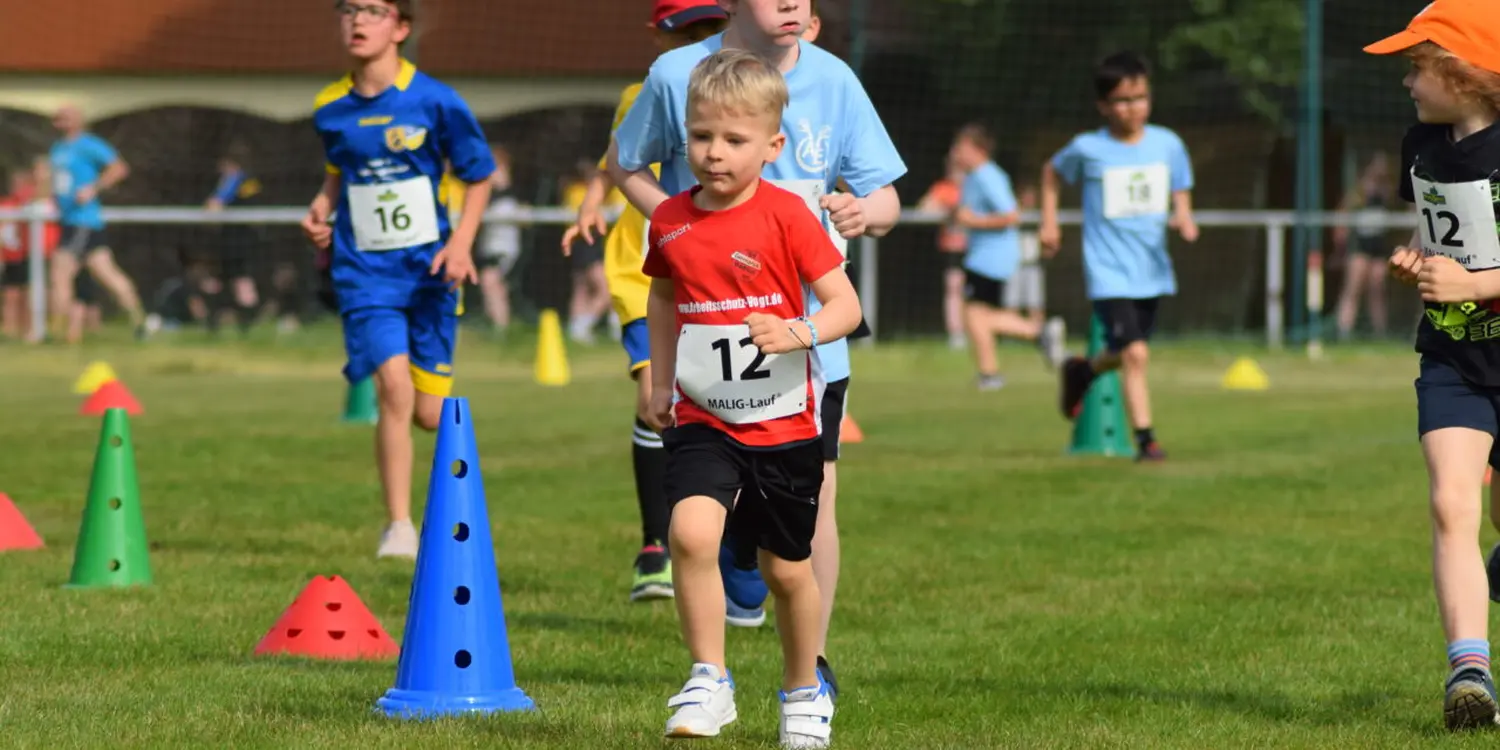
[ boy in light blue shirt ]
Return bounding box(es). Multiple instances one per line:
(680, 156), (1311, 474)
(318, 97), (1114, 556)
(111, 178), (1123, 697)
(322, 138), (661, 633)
(607, 0), (906, 718)
(947, 124), (1066, 390)
(1040, 51), (1198, 462)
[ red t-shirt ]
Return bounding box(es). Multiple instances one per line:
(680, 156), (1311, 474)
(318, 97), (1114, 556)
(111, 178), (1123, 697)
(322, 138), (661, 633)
(0, 193), (60, 263)
(643, 182), (845, 449)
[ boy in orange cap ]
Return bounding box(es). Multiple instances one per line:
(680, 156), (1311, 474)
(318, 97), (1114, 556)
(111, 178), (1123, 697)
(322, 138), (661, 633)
(1368, 0), (1500, 731)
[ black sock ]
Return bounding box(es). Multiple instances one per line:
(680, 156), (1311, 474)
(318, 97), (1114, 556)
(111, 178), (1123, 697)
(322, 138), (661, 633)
(1134, 427), (1155, 449)
(632, 418), (670, 549)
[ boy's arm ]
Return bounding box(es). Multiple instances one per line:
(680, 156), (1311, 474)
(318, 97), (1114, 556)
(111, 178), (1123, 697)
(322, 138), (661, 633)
(647, 278), (678, 392)
(606, 139), (672, 219)
(855, 185), (901, 238)
(448, 179), (494, 254)
(1039, 162), (1063, 252)
(1170, 189), (1198, 242)
(801, 268), (862, 345)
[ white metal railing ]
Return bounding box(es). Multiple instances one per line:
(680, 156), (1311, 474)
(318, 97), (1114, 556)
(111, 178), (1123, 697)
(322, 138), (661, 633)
(0, 205), (1419, 350)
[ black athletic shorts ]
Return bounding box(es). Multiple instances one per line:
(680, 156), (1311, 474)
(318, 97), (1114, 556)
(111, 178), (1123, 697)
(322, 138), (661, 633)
(1416, 356), (1500, 469)
(963, 270), (1006, 308)
(1, 258), (30, 288)
(59, 225), (109, 258)
(820, 377), (849, 461)
(1093, 297), (1161, 352)
(662, 423), (823, 562)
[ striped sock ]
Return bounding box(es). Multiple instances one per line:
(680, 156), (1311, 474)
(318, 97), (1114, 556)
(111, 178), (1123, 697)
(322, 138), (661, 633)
(1449, 639), (1491, 672)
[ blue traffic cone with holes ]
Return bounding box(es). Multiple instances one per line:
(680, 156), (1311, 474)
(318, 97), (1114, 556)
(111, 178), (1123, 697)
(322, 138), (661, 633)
(1067, 315), (1135, 458)
(376, 397), (534, 718)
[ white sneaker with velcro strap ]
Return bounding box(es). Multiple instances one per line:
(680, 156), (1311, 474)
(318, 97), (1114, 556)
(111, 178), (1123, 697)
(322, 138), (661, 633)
(665, 663), (738, 739)
(779, 677), (835, 749)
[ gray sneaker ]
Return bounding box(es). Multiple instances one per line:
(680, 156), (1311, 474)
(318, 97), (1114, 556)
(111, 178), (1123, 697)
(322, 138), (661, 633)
(1445, 666), (1500, 731)
(1037, 316), (1067, 370)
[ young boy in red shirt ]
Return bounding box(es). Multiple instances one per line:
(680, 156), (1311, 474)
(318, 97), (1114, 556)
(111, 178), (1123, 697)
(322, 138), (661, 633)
(642, 48), (860, 748)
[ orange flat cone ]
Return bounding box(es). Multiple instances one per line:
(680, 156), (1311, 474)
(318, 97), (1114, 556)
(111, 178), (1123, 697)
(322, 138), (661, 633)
(839, 413), (864, 444)
(81, 380), (143, 416)
(0, 493), (44, 550)
(253, 575), (399, 660)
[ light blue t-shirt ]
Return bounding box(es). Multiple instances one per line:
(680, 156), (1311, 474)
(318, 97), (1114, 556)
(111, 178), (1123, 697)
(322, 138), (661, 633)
(960, 161), (1020, 281)
(1049, 124), (1193, 300)
(614, 34), (907, 383)
(50, 133), (120, 230)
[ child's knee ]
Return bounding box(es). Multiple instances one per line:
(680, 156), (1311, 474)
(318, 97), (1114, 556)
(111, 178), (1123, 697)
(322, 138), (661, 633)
(1431, 486), (1483, 535)
(668, 498), (727, 560)
(412, 393), (443, 431)
(1121, 340), (1150, 368)
(760, 554), (815, 597)
(374, 365), (415, 413)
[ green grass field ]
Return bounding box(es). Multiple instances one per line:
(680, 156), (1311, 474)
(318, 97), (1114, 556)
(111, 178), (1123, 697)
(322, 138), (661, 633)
(0, 325), (1488, 748)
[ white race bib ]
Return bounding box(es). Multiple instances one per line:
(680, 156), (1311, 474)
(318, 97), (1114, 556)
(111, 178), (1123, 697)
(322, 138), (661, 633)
(348, 176), (441, 252)
(768, 178), (848, 259)
(675, 323), (808, 425)
(1101, 163), (1170, 219)
(1411, 171), (1500, 269)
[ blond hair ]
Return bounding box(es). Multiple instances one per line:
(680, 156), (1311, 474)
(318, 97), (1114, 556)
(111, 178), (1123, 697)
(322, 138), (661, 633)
(1408, 41), (1500, 113)
(686, 48), (789, 125)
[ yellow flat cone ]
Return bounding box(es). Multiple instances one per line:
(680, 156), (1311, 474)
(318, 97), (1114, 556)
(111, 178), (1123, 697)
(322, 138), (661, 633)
(534, 309), (571, 387)
(1221, 357), (1269, 391)
(73, 361), (118, 395)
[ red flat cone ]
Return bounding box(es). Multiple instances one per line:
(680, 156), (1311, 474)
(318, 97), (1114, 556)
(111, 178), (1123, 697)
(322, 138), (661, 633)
(81, 381), (143, 416)
(0, 493), (44, 551)
(253, 575), (399, 660)
(839, 413), (864, 444)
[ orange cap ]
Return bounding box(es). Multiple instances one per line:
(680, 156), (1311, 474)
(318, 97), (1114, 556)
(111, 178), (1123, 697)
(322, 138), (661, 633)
(1364, 0), (1500, 74)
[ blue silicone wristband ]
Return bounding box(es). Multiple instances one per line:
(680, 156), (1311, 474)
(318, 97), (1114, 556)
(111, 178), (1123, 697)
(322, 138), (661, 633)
(798, 316), (819, 349)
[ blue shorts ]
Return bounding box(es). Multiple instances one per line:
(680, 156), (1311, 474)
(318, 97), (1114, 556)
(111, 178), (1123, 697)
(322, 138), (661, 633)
(342, 291), (458, 397)
(622, 318), (650, 378)
(1415, 356), (1500, 468)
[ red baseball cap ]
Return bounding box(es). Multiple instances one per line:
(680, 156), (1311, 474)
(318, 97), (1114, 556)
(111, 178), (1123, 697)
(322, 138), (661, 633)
(651, 0), (727, 32)
(1364, 0), (1500, 75)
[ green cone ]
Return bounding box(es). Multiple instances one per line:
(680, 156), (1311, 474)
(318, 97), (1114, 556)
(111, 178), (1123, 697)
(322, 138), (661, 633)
(343, 377), (378, 424)
(67, 407), (153, 588)
(1067, 315), (1135, 458)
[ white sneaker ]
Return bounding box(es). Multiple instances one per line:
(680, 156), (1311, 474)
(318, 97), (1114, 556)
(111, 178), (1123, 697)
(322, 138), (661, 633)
(779, 679), (835, 749)
(376, 520), (419, 559)
(665, 663), (737, 738)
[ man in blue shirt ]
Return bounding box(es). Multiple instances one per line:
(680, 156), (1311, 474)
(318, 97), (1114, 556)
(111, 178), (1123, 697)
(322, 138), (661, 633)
(607, 0), (906, 711)
(300, 0), (495, 559)
(48, 104), (148, 340)
(1040, 51), (1199, 462)
(948, 124), (1067, 390)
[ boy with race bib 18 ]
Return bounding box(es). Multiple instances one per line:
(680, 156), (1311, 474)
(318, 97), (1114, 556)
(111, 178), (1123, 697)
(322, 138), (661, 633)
(606, 0), (905, 703)
(1040, 50), (1199, 463)
(300, 0), (496, 559)
(1373, 0), (1500, 730)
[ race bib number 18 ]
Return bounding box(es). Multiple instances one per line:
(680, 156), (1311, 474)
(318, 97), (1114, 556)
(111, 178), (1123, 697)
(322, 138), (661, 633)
(1101, 163), (1170, 219)
(1410, 172), (1500, 269)
(675, 323), (808, 425)
(348, 176), (441, 252)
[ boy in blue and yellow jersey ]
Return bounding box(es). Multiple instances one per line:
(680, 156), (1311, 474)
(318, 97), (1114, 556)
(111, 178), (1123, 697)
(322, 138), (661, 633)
(301, 0), (496, 559)
(562, 0), (729, 604)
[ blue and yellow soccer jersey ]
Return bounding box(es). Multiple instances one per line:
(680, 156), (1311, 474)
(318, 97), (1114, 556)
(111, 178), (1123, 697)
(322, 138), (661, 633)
(314, 59), (494, 395)
(599, 83), (661, 374)
(314, 59), (495, 310)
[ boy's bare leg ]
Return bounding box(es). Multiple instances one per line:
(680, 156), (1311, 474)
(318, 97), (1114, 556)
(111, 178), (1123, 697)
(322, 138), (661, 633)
(671, 497), (730, 670)
(762, 549), (822, 692)
(373, 356), (419, 558)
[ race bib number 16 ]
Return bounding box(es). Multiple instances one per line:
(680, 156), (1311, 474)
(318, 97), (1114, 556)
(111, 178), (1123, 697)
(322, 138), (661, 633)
(348, 176), (441, 252)
(675, 323), (808, 425)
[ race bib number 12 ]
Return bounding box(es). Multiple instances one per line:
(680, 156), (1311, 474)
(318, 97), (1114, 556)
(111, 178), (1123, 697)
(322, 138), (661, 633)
(348, 176), (441, 252)
(675, 323), (808, 425)
(1410, 172), (1500, 269)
